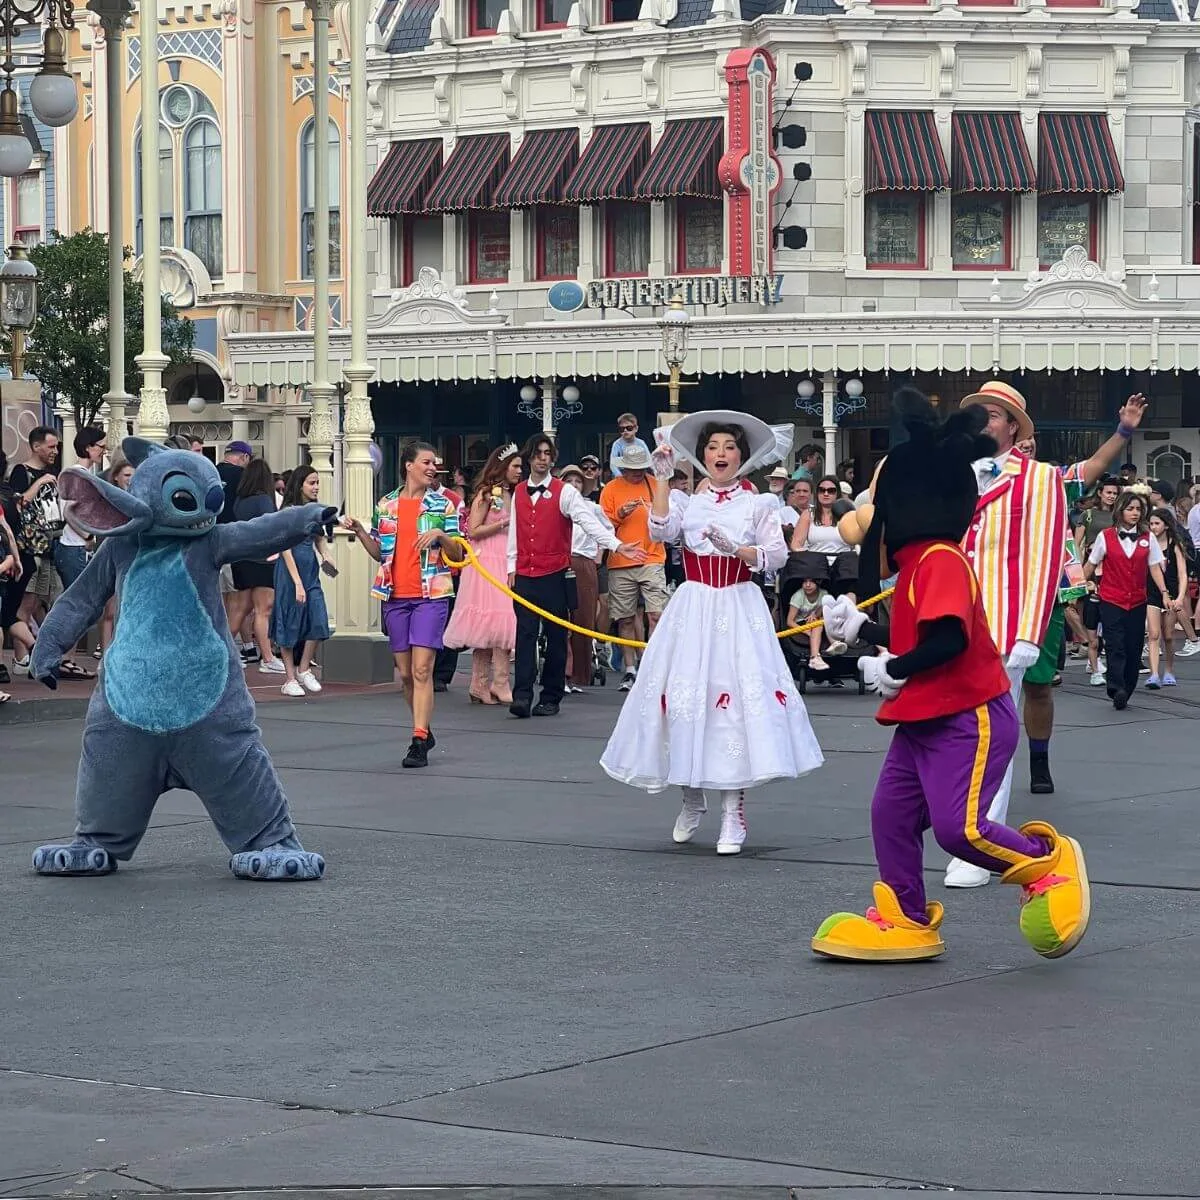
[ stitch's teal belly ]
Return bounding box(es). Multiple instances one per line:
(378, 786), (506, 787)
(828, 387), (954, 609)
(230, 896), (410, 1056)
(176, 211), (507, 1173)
(105, 545), (228, 733)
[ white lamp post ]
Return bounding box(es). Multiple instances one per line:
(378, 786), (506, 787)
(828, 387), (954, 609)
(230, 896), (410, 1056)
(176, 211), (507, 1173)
(654, 294), (696, 413)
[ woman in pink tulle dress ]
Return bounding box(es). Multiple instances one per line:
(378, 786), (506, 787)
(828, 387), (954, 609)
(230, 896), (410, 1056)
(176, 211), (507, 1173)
(443, 443), (523, 703)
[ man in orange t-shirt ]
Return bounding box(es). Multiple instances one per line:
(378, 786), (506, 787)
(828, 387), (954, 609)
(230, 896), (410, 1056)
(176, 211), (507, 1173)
(600, 444), (668, 691)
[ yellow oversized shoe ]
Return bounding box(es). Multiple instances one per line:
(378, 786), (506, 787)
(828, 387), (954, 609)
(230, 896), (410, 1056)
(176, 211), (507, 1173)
(1001, 821), (1091, 959)
(812, 881), (946, 962)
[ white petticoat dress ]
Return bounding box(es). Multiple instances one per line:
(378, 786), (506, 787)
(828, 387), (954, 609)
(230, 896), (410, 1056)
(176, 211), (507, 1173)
(599, 485), (825, 793)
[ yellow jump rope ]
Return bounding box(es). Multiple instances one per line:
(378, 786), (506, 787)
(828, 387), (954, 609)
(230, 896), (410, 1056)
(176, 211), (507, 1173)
(441, 536), (894, 651)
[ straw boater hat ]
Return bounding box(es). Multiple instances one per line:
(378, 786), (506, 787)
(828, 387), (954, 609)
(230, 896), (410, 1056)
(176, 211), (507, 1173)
(767, 466), (791, 481)
(657, 409), (793, 480)
(960, 381), (1034, 443)
(557, 463), (584, 481)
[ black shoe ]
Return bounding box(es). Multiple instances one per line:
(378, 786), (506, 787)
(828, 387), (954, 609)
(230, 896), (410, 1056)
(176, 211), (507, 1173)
(1029, 752), (1055, 795)
(531, 702), (560, 717)
(0, 664), (9, 684)
(433, 680), (449, 693)
(509, 700), (532, 719)
(402, 736), (430, 768)
(425, 728), (436, 750)
(1113, 689), (1129, 711)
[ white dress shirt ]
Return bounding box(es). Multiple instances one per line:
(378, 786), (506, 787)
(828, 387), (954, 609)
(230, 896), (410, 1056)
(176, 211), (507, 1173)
(1087, 527), (1165, 567)
(507, 475), (621, 573)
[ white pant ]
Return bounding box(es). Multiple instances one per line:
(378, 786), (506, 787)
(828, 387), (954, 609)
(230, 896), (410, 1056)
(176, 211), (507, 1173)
(986, 663), (1026, 826)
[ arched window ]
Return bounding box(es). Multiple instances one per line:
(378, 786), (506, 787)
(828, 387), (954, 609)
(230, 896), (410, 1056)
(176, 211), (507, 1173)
(134, 123), (174, 254)
(184, 118), (223, 278)
(301, 118), (341, 279)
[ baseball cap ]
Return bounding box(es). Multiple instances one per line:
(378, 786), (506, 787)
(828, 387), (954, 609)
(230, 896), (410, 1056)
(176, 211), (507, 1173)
(227, 440), (253, 456)
(580, 454), (600, 467)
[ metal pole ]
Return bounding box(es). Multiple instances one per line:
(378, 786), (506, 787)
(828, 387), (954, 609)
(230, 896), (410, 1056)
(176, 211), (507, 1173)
(90, 0), (134, 457)
(821, 370), (838, 476)
(134, 0), (169, 440)
(305, 0), (335, 496)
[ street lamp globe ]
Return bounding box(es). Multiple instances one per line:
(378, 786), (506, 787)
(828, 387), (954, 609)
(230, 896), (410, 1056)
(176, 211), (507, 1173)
(660, 293), (691, 369)
(0, 87), (33, 178)
(187, 394), (207, 414)
(796, 379), (816, 401)
(561, 384), (580, 404)
(844, 378), (865, 399)
(519, 384), (538, 403)
(28, 28), (79, 128)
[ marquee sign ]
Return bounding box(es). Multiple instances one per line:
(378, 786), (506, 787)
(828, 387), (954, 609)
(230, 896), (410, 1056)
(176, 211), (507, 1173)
(546, 274), (784, 313)
(719, 49), (782, 278)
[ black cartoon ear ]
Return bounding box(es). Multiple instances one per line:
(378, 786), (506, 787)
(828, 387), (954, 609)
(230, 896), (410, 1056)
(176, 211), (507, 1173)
(893, 387), (938, 442)
(944, 404), (998, 460)
(122, 437), (167, 467)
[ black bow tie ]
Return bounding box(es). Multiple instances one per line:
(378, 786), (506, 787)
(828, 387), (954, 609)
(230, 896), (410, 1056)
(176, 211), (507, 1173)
(529, 483), (548, 495)
(1119, 529), (1138, 541)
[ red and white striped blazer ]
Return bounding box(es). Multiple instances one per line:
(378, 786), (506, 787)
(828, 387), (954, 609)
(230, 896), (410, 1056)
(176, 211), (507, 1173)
(960, 449), (1067, 656)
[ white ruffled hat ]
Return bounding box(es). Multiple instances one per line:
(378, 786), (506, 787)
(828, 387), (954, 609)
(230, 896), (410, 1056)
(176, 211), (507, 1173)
(656, 409), (793, 480)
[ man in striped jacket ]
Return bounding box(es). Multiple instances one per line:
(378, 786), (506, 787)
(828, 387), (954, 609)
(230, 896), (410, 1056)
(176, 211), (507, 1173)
(945, 381), (1067, 889)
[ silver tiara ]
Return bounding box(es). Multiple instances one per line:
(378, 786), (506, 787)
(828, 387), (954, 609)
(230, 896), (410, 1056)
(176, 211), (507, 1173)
(497, 442), (519, 461)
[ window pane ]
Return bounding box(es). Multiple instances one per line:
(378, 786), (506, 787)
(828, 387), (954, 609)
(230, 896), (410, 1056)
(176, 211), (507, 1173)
(471, 213), (510, 282)
(472, 0), (505, 28)
(539, 0), (572, 22)
(15, 173), (40, 228)
(410, 215), (442, 282)
(160, 216), (174, 248)
(952, 194), (1008, 267)
(186, 121), (221, 210)
(537, 207), (578, 279)
(159, 126), (173, 216)
(302, 120), (340, 209)
(865, 193), (921, 266)
(680, 199), (721, 272)
(607, 0), (640, 19)
(610, 202), (650, 275)
(185, 214), (223, 278)
(1038, 196), (1092, 266)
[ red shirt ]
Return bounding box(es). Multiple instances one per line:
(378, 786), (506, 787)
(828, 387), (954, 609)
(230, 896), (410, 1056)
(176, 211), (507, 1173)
(877, 540), (1010, 726)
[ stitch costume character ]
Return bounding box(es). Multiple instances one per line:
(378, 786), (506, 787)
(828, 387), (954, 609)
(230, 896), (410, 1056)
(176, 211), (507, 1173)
(811, 393), (1090, 962)
(28, 439), (333, 881)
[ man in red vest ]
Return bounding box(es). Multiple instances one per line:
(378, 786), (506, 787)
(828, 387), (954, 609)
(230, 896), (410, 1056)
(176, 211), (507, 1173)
(506, 432), (643, 718)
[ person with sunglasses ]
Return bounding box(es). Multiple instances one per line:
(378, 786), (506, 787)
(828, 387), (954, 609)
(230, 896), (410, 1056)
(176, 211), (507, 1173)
(790, 475), (858, 599)
(609, 413), (651, 478)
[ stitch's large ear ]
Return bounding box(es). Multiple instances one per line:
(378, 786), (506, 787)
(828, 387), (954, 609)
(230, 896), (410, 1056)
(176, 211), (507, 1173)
(122, 437), (166, 467)
(58, 468), (152, 538)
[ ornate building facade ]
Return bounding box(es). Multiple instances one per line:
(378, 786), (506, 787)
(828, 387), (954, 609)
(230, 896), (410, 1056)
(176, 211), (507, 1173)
(50, 0), (347, 473)
(223, 0), (1200, 486)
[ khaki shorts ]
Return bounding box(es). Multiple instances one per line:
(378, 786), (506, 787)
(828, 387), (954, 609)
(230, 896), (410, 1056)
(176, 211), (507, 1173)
(608, 563), (669, 620)
(29, 554), (63, 602)
(220, 563), (236, 595)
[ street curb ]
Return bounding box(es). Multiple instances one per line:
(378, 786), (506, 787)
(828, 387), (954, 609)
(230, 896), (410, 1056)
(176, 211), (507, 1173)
(0, 697), (90, 726)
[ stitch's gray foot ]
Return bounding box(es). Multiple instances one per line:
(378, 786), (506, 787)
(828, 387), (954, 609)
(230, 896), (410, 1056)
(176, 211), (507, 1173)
(229, 840), (325, 881)
(32, 843), (116, 876)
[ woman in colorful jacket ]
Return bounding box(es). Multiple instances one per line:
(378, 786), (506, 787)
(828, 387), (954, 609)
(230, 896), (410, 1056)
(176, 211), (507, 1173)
(343, 440), (461, 769)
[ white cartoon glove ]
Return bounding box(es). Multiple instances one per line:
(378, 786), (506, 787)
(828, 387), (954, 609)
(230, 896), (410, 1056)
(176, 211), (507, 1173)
(820, 594), (867, 655)
(860, 651), (906, 700)
(705, 526), (739, 556)
(1005, 639), (1040, 673)
(650, 441), (675, 480)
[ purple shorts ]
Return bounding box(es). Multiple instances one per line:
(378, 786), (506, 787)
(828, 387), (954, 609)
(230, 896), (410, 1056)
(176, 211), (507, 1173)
(382, 597), (450, 653)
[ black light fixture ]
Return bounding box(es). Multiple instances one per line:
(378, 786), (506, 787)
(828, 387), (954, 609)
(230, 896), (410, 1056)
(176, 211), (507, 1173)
(777, 124), (807, 150)
(794, 61), (813, 82)
(792, 162), (812, 182)
(775, 227), (809, 251)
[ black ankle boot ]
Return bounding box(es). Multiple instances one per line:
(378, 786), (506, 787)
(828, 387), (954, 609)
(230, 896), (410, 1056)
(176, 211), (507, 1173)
(1029, 751), (1054, 795)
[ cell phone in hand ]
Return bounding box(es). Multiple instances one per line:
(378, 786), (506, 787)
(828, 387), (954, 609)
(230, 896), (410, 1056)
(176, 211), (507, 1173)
(321, 560), (339, 578)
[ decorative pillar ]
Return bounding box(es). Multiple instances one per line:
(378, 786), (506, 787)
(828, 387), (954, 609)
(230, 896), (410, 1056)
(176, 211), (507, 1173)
(541, 376), (558, 437)
(91, 0), (135, 459)
(821, 370), (837, 471)
(305, 0), (336, 500)
(134, 0), (169, 441)
(324, 0), (389, 683)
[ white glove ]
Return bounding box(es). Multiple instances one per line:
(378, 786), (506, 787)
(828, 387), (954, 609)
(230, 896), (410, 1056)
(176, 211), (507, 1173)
(860, 651), (906, 700)
(1005, 639), (1040, 673)
(820, 595), (867, 654)
(705, 526), (739, 556)
(650, 442), (675, 480)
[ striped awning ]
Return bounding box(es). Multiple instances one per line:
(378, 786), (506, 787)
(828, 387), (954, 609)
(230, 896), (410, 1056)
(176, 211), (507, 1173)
(425, 133), (511, 213)
(865, 110), (950, 193)
(1038, 113), (1125, 194)
(562, 123), (651, 204)
(952, 112), (1036, 193)
(634, 117), (724, 200)
(366, 139), (443, 217)
(493, 128), (579, 207)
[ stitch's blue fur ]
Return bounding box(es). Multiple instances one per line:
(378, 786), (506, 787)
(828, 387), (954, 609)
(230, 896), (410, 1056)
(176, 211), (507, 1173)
(28, 438), (334, 879)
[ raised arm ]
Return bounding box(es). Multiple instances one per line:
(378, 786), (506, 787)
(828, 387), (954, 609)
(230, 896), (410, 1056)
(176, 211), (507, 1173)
(1073, 394), (1147, 490)
(29, 541), (118, 686)
(213, 504), (336, 566)
(562, 485), (621, 554)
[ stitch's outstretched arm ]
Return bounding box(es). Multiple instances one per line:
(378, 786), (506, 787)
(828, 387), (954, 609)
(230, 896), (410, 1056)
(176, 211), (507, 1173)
(213, 504), (337, 566)
(30, 542), (118, 687)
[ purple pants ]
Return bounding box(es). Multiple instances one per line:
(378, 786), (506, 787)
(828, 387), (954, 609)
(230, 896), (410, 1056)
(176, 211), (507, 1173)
(871, 694), (1049, 923)
(382, 597), (450, 653)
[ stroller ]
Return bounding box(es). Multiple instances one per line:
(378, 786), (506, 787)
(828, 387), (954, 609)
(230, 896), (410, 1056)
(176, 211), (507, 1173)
(778, 550), (867, 695)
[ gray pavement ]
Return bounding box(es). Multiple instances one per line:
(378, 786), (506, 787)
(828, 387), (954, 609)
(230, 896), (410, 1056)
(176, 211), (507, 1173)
(2, 657), (1197, 1197)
